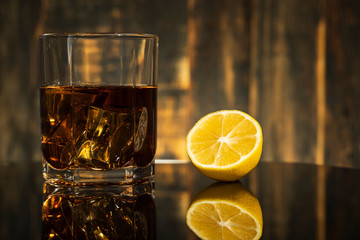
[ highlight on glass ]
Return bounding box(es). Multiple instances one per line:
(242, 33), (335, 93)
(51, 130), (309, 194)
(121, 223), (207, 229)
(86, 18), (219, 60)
(39, 33), (158, 184)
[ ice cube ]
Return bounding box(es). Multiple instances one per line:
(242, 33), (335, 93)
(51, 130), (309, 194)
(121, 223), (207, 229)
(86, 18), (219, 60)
(75, 137), (111, 169)
(60, 141), (75, 166)
(41, 89), (72, 138)
(90, 144), (110, 169)
(77, 139), (93, 161)
(92, 110), (115, 142)
(72, 105), (89, 140)
(86, 107), (103, 139)
(71, 106), (136, 169)
(73, 90), (106, 107)
(86, 107), (132, 142)
(109, 122), (134, 168)
(134, 107), (148, 152)
(42, 136), (73, 169)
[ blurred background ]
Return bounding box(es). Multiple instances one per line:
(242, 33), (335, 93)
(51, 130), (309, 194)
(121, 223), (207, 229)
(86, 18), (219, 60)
(0, 1), (360, 239)
(0, 0), (359, 167)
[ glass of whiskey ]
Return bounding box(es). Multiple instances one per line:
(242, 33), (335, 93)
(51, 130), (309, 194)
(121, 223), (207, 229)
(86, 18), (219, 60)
(39, 33), (158, 184)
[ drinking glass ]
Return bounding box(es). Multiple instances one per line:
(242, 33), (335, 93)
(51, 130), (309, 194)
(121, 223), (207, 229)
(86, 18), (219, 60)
(39, 33), (158, 184)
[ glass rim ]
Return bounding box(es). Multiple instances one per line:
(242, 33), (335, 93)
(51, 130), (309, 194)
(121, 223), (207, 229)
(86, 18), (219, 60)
(39, 32), (159, 40)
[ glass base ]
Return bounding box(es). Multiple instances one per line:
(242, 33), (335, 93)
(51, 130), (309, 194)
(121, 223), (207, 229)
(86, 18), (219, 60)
(43, 161), (154, 185)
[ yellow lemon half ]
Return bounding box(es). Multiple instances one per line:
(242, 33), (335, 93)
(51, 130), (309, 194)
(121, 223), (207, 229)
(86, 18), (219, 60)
(186, 182), (263, 240)
(186, 110), (263, 181)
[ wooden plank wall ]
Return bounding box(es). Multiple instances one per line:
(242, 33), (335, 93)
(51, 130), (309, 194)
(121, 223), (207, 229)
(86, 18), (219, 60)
(0, 0), (41, 163)
(325, 0), (360, 167)
(250, 0), (320, 164)
(0, 0), (359, 167)
(188, 0), (251, 122)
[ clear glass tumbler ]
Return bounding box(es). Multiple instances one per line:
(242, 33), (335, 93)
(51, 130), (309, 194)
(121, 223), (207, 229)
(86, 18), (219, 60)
(39, 33), (158, 184)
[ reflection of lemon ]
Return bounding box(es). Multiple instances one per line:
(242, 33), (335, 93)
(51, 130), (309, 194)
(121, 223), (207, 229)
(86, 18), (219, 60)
(186, 182), (263, 240)
(186, 110), (263, 181)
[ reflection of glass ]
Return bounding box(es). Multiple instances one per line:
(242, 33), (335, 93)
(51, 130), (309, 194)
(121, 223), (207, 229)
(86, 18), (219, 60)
(41, 180), (156, 239)
(186, 182), (263, 240)
(39, 33), (158, 184)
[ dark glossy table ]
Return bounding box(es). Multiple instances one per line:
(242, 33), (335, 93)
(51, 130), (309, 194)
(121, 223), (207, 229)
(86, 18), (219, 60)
(0, 160), (359, 239)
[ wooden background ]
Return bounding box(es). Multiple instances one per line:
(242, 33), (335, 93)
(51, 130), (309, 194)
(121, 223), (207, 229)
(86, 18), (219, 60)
(0, 0), (359, 168)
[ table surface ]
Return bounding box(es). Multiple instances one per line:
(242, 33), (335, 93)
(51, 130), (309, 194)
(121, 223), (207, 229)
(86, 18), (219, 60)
(0, 160), (359, 240)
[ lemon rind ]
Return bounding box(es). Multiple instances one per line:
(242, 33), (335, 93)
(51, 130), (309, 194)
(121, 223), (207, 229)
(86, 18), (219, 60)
(186, 110), (263, 170)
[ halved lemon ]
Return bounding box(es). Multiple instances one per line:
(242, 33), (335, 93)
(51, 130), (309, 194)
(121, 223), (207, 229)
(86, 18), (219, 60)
(186, 182), (263, 240)
(186, 110), (263, 181)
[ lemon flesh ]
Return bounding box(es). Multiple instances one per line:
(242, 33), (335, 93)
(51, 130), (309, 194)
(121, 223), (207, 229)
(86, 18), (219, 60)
(186, 110), (263, 181)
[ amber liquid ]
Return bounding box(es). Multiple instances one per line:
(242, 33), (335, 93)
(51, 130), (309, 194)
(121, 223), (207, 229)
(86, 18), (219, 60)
(42, 184), (156, 239)
(40, 86), (157, 170)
